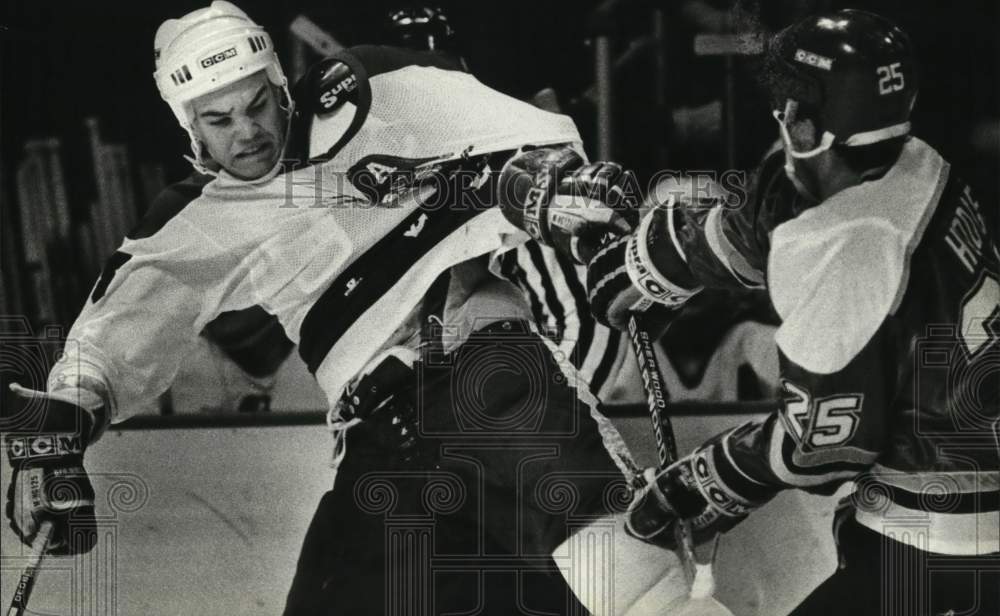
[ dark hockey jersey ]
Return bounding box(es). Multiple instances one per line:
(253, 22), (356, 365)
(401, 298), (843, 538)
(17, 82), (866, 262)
(48, 46), (581, 426)
(672, 137), (999, 555)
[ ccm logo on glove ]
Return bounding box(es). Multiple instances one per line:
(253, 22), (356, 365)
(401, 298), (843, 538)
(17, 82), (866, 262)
(7, 435), (85, 461)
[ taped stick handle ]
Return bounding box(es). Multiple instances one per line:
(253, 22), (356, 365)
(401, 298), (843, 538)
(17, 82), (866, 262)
(7, 520), (54, 616)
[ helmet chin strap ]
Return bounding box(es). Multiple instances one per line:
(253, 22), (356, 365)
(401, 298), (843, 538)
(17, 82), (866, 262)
(773, 100), (828, 202)
(783, 157), (821, 203)
(772, 101), (835, 159)
(276, 96), (295, 163)
(184, 130), (219, 178)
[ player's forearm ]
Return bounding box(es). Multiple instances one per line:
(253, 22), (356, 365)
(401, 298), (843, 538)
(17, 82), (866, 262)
(46, 341), (116, 440)
(716, 415), (797, 492)
(688, 410), (865, 501)
(722, 410), (877, 496)
(625, 405), (867, 553)
(699, 416), (790, 499)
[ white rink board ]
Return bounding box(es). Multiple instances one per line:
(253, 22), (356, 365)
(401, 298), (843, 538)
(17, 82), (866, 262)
(1, 416), (843, 615)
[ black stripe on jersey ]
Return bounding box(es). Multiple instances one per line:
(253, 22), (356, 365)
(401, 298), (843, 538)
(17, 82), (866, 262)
(90, 251), (132, 303)
(503, 254), (547, 335)
(553, 248), (594, 368)
(524, 241), (566, 341)
(853, 478), (999, 514)
(779, 431), (872, 480)
(298, 149), (514, 373)
(590, 328), (620, 395)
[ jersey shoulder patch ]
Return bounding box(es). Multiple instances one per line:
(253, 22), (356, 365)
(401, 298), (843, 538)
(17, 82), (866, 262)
(769, 138), (949, 374)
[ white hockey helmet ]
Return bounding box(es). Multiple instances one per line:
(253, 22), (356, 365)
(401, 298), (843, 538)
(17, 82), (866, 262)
(153, 1), (291, 172)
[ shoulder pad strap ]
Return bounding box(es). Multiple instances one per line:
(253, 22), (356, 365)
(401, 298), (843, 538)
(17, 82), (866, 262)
(294, 57), (360, 117)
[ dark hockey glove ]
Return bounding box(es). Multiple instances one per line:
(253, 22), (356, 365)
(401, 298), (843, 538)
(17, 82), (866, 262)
(498, 148), (640, 263)
(4, 385), (104, 555)
(626, 424), (778, 550)
(586, 203), (703, 331)
(336, 355), (423, 464)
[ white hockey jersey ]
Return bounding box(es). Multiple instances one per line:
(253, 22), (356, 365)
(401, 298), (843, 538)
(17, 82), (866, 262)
(50, 46), (582, 426)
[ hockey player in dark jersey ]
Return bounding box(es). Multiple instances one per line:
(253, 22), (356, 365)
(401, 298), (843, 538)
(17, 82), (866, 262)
(501, 9), (999, 615)
(2, 3), (716, 615)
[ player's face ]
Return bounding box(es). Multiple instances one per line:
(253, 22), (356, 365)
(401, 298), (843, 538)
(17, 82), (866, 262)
(191, 72), (286, 180)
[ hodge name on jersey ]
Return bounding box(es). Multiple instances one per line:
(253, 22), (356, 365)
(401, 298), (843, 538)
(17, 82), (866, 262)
(673, 138), (999, 555)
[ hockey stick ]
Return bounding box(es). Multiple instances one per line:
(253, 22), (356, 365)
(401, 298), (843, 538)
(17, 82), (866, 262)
(6, 520), (54, 616)
(626, 314), (728, 608)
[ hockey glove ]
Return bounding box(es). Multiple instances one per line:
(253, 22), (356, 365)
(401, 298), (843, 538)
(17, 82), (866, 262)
(586, 202), (703, 331)
(336, 354), (423, 464)
(497, 148), (640, 263)
(626, 424), (777, 550)
(4, 385), (104, 555)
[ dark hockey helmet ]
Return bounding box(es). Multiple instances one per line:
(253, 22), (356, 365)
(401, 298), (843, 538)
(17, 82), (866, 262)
(763, 9), (918, 155)
(385, 6), (456, 53)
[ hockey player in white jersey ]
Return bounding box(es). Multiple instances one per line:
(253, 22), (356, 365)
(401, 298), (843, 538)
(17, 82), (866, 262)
(2, 3), (712, 614)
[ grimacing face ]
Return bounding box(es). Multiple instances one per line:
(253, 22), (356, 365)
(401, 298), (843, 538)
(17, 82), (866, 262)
(190, 71), (287, 180)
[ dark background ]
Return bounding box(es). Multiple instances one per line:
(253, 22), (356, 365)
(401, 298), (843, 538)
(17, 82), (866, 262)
(1, 0), (998, 326)
(3, 1), (996, 177)
(0, 0), (601, 184)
